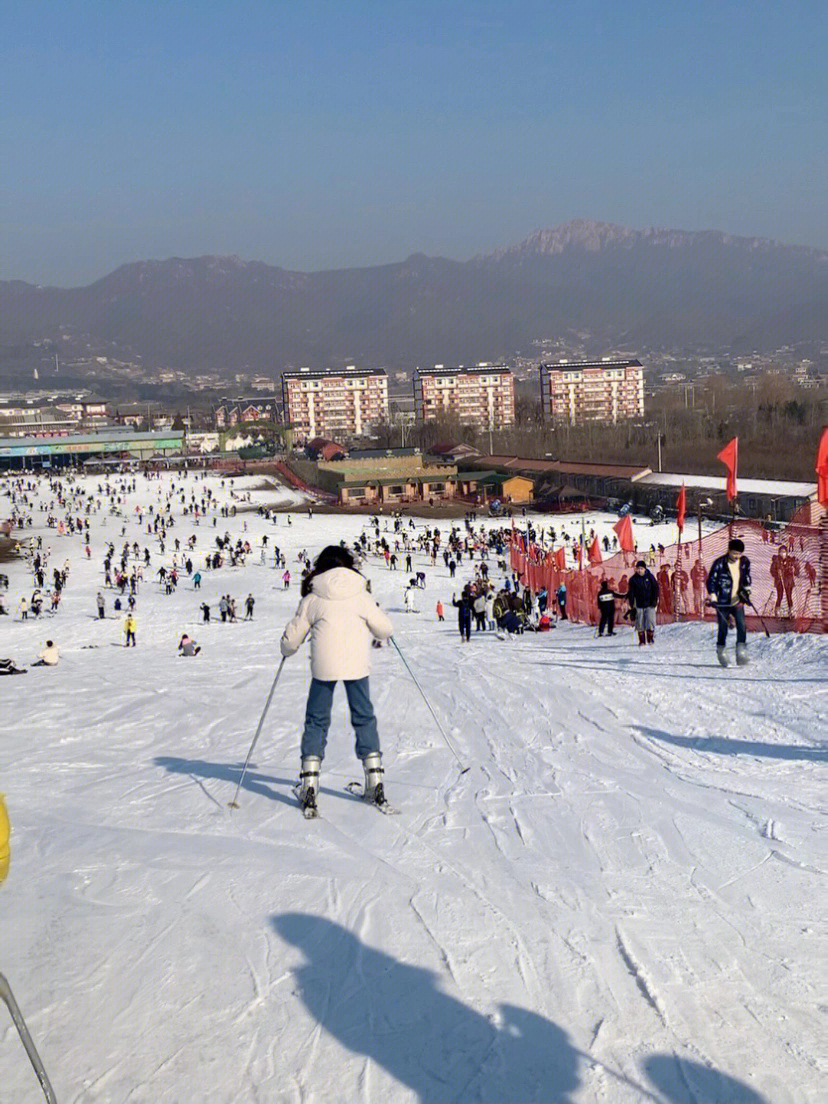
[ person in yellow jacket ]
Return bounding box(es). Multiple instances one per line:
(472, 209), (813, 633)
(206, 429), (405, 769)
(124, 613), (137, 647)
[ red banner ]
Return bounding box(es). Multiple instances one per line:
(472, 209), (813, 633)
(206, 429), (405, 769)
(816, 428), (828, 508)
(717, 437), (738, 501)
(676, 483), (686, 533)
(613, 514), (635, 552)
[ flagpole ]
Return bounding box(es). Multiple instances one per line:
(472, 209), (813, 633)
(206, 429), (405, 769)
(580, 513), (586, 574)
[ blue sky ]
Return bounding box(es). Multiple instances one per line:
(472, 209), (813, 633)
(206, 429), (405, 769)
(2, 0), (825, 284)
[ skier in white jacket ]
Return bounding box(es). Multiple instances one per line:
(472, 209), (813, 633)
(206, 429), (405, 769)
(281, 545), (394, 814)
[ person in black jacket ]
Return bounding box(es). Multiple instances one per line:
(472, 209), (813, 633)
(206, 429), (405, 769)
(596, 580), (621, 637)
(706, 538), (752, 667)
(624, 561), (660, 645)
(452, 587), (473, 643)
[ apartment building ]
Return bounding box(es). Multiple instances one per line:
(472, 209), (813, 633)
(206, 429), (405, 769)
(413, 365), (515, 429)
(539, 359), (644, 425)
(281, 367), (389, 443)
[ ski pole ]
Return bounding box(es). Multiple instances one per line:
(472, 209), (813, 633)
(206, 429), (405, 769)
(390, 637), (469, 774)
(228, 657), (286, 809)
(0, 973), (58, 1103)
(747, 598), (772, 638)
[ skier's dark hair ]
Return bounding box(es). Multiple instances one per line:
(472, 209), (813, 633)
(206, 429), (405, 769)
(728, 538), (745, 553)
(302, 545), (358, 596)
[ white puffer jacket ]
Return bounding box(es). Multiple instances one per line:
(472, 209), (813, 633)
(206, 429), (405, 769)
(280, 567), (393, 681)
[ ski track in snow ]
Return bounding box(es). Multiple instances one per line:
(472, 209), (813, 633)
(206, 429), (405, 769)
(0, 472), (825, 1103)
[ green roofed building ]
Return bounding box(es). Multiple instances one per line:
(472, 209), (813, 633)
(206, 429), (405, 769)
(0, 429), (185, 469)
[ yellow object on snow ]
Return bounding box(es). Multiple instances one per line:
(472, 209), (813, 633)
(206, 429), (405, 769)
(0, 793), (9, 885)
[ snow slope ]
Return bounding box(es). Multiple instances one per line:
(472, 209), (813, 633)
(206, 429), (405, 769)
(0, 473), (824, 1104)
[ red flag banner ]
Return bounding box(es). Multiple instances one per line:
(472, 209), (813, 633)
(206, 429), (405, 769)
(554, 546), (566, 570)
(576, 542), (583, 568)
(588, 536), (602, 564)
(816, 427), (828, 508)
(676, 483), (686, 533)
(613, 514), (635, 552)
(717, 437), (738, 501)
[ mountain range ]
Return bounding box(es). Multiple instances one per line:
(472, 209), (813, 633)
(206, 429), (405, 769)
(1, 220), (825, 377)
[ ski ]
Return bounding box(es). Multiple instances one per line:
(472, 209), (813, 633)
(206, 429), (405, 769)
(292, 783), (320, 819)
(345, 781), (398, 815)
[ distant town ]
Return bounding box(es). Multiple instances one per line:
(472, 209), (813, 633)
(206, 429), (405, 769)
(0, 344), (823, 527)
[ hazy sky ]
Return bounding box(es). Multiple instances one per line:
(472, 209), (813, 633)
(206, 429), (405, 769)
(2, 0), (825, 285)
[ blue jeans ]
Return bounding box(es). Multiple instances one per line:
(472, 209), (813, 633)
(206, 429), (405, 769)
(716, 604), (746, 646)
(301, 677), (380, 761)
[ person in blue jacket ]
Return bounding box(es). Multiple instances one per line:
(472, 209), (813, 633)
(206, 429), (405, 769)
(706, 538), (752, 667)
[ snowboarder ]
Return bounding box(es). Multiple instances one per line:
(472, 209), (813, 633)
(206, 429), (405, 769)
(280, 545), (394, 817)
(706, 538), (752, 667)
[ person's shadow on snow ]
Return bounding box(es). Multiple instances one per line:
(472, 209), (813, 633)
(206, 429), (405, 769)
(643, 1054), (767, 1103)
(272, 912), (579, 1103)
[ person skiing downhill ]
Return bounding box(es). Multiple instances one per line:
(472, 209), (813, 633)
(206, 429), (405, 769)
(280, 546), (393, 816)
(706, 538), (752, 667)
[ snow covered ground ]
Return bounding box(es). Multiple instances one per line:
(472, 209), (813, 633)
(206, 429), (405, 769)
(0, 472), (824, 1104)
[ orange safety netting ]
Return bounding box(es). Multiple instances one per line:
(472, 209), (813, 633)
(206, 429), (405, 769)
(511, 505), (828, 634)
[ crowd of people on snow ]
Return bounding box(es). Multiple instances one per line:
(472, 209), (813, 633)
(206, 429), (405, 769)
(1, 469), (271, 673)
(1, 464), (812, 682)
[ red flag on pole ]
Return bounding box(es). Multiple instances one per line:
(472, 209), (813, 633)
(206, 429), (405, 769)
(554, 546), (566, 570)
(717, 437), (738, 501)
(816, 427), (828, 508)
(613, 514), (635, 552)
(588, 536), (602, 564)
(576, 542), (583, 568)
(676, 483), (686, 533)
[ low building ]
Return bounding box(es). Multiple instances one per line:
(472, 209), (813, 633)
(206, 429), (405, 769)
(286, 448), (457, 505)
(630, 472), (818, 523)
(456, 471), (534, 503)
(474, 456), (652, 502)
(0, 429), (185, 470)
(214, 395), (283, 429)
(306, 437), (347, 461)
(0, 407), (78, 438)
(428, 442), (482, 462)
